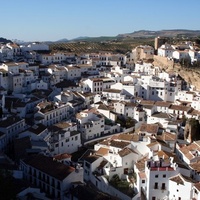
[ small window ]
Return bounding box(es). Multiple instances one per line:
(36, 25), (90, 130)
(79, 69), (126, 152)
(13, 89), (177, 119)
(163, 174), (166, 178)
(154, 182), (158, 189)
(65, 138), (69, 142)
(155, 175), (158, 178)
(142, 180), (145, 183)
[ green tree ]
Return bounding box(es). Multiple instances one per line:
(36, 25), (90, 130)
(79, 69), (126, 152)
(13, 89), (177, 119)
(188, 118), (200, 141)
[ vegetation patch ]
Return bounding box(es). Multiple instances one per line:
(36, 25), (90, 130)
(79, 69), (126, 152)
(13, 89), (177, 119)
(109, 174), (135, 197)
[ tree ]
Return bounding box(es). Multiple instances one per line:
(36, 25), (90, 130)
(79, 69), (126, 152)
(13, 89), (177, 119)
(184, 118), (200, 142)
(125, 117), (135, 128)
(179, 57), (191, 68)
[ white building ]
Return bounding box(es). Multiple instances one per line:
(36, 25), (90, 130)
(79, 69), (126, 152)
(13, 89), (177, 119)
(49, 122), (81, 154)
(158, 43), (174, 58)
(76, 108), (105, 141)
(18, 123), (49, 141)
(0, 116), (26, 151)
(83, 78), (103, 94)
(20, 42), (49, 52)
(172, 50), (189, 60)
(39, 52), (66, 65)
(169, 173), (196, 200)
(34, 101), (70, 126)
(20, 154), (83, 200)
(65, 66), (81, 80)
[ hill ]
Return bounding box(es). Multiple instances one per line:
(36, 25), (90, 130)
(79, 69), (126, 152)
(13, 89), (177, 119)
(117, 29), (200, 38)
(0, 37), (12, 44)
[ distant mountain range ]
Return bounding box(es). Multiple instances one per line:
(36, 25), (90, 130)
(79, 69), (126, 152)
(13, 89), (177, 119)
(1, 29), (200, 44)
(117, 29), (200, 38)
(54, 29), (200, 43)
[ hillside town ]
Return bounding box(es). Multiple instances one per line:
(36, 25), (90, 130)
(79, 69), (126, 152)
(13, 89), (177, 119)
(0, 37), (200, 200)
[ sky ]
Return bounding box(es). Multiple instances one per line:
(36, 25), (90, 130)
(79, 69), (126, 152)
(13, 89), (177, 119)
(0, 0), (199, 42)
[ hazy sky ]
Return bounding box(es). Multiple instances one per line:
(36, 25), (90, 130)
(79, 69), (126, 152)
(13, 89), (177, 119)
(0, 0), (199, 41)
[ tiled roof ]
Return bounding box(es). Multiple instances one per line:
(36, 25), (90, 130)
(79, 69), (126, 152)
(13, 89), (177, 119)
(98, 104), (110, 111)
(139, 123), (159, 134)
(169, 174), (184, 185)
(179, 143), (200, 161)
(118, 147), (138, 157)
(96, 147), (109, 156)
(194, 183), (200, 191)
(84, 155), (101, 164)
(151, 112), (170, 118)
(53, 153), (71, 160)
(140, 100), (155, 105)
(70, 130), (80, 137)
(143, 105), (154, 109)
(135, 156), (148, 172)
(147, 141), (159, 148)
(28, 123), (47, 135)
(110, 140), (130, 149)
(55, 122), (72, 129)
(23, 154), (75, 181)
(55, 80), (77, 88)
(79, 92), (95, 97)
(117, 133), (139, 142)
(0, 116), (23, 128)
(190, 161), (200, 173)
(97, 160), (108, 170)
(103, 89), (121, 93)
(169, 104), (191, 112)
(161, 132), (176, 141)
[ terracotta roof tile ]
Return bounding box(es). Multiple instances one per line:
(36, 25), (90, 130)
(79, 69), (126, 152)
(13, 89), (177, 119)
(194, 183), (200, 191)
(23, 154), (75, 181)
(139, 123), (159, 134)
(170, 174), (184, 185)
(96, 147), (109, 156)
(118, 147), (138, 157)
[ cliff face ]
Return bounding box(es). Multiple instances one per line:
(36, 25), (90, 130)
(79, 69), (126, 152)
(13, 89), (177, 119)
(153, 55), (200, 90)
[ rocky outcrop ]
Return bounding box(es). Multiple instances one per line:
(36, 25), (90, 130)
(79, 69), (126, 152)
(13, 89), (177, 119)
(153, 55), (200, 90)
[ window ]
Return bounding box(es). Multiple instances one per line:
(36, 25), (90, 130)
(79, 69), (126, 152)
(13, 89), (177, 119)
(162, 183), (165, 190)
(142, 180), (145, 183)
(75, 136), (78, 141)
(152, 197), (156, 200)
(154, 182), (158, 189)
(65, 138), (69, 142)
(155, 175), (158, 178)
(163, 174), (166, 178)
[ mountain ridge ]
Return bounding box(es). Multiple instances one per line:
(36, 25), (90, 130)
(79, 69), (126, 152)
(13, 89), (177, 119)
(2, 29), (200, 44)
(117, 29), (200, 38)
